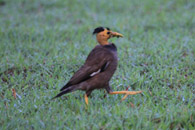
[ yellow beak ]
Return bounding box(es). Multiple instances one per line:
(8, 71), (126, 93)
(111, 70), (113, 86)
(110, 31), (123, 38)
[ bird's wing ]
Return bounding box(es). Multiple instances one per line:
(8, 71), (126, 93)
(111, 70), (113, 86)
(60, 46), (112, 91)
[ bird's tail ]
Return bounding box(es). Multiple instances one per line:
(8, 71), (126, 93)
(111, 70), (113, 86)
(52, 86), (76, 100)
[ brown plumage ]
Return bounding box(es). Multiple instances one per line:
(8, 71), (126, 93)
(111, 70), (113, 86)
(53, 27), (142, 105)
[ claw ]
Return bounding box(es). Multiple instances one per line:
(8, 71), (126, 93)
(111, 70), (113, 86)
(121, 94), (128, 101)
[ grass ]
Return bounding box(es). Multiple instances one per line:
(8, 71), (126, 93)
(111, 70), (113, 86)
(0, 0), (194, 129)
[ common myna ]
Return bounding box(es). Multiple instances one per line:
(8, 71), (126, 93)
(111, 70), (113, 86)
(53, 27), (142, 105)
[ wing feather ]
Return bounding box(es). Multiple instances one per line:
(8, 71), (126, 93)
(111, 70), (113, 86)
(60, 46), (112, 91)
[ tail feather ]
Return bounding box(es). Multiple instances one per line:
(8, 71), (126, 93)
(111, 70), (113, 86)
(52, 87), (75, 100)
(52, 82), (86, 100)
(60, 82), (71, 91)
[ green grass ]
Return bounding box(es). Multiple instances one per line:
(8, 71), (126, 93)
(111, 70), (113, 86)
(0, 0), (194, 129)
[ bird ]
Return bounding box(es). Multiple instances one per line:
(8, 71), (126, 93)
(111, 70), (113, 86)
(53, 27), (142, 105)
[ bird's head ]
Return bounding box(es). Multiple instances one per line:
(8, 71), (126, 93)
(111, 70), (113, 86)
(93, 27), (123, 45)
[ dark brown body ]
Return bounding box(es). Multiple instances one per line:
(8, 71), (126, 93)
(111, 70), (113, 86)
(53, 43), (118, 98)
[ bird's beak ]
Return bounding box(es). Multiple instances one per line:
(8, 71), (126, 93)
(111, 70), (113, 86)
(110, 31), (123, 38)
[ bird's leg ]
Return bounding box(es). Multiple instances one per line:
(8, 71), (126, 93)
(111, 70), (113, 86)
(109, 91), (142, 101)
(84, 91), (92, 105)
(84, 94), (89, 105)
(105, 86), (142, 101)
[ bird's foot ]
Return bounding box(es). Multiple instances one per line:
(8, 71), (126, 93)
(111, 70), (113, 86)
(84, 94), (89, 105)
(109, 91), (142, 101)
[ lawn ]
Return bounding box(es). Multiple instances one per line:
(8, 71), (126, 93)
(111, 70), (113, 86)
(0, 0), (194, 129)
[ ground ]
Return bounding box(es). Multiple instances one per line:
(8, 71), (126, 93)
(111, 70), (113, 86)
(0, 0), (194, 129)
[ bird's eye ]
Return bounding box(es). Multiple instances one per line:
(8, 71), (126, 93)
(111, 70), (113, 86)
(107, 32), (110, 34)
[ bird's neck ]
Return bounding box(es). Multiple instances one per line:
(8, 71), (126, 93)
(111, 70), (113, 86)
(99, 41), (109, 45)
(96, 37), (109, 45)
